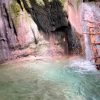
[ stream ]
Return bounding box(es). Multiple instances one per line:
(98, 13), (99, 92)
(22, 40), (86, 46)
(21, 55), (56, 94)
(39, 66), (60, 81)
(0, 59), (100, 100)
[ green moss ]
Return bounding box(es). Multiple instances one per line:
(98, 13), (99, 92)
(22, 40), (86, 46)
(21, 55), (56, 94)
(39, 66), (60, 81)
(9, 0), (21, 27)
(36, 0), (45, 6)
(76, 0), (81, 9)
(29, 0), (45, 6)
(25, 0), (32, 8)
(29, 0), (65, 7)
(60, 0), (65, 5)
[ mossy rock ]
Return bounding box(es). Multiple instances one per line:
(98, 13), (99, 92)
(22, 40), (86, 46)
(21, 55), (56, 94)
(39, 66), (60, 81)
(9, 0), (21, 27)
(29, 0), (65, 6)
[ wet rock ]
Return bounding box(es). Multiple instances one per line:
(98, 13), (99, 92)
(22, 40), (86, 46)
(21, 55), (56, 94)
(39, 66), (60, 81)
(0, 0), (83, 63)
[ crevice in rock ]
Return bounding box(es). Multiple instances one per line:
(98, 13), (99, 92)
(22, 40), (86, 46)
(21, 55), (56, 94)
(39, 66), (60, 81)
(11, 17), (18, 37)
(53, 23), (82, 55)
(16, 0), (23, 11)
(31, 28), (38, 44)
(21, 0), (82, 55)
(3, 3), (12, 29)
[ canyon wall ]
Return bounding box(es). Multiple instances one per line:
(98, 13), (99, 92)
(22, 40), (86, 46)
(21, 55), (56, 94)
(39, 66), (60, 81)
(1, 0), (98, 63)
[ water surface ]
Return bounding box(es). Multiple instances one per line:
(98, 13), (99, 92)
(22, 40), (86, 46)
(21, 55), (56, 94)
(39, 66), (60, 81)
(0, 59), (100, 100)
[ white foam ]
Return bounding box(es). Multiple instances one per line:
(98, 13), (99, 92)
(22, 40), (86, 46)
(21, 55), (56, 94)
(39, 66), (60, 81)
(67, 58), (96, 71)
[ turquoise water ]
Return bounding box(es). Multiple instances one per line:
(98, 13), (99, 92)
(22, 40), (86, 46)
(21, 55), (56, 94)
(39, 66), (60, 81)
(0, 60), (100, 100)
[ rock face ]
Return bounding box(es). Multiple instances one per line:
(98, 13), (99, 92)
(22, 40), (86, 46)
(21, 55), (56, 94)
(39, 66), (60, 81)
(0, 0), (83, 63)
(0, 0), (35, 63)
(0, 0), (16, 63)
(81, 2), (100, 61)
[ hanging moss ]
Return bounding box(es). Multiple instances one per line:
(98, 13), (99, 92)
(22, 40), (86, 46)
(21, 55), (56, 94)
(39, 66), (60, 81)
(9, 0), (21, 27)
(60, 0), (65, 5)
(36, 0), (45, 6)
(25, 0), (32, 8)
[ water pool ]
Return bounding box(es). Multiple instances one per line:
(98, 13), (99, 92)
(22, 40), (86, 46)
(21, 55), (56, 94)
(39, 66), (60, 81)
(0, 59), (100, 100)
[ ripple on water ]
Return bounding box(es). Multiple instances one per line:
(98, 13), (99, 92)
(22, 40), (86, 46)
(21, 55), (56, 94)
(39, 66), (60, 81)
(0, 60), (100, 100)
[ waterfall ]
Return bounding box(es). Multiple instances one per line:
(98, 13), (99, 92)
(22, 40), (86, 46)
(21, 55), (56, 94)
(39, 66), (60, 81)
(81, 3), (95, 62)
(84, 33), (93, 60)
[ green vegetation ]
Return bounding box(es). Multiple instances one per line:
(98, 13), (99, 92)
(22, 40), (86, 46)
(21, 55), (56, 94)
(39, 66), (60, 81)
(60, 0), (65, 5)
(29, 0), (65, 6)
(25, 0), (32, 8)
(76, 0), (81, 9)
(36, 0), (45, 6)
(9, 0), (21, 27)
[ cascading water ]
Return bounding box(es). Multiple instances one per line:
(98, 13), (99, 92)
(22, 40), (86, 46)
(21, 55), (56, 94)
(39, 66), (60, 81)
(81, 3), (94, 61)
(81, 2), (100, 64)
